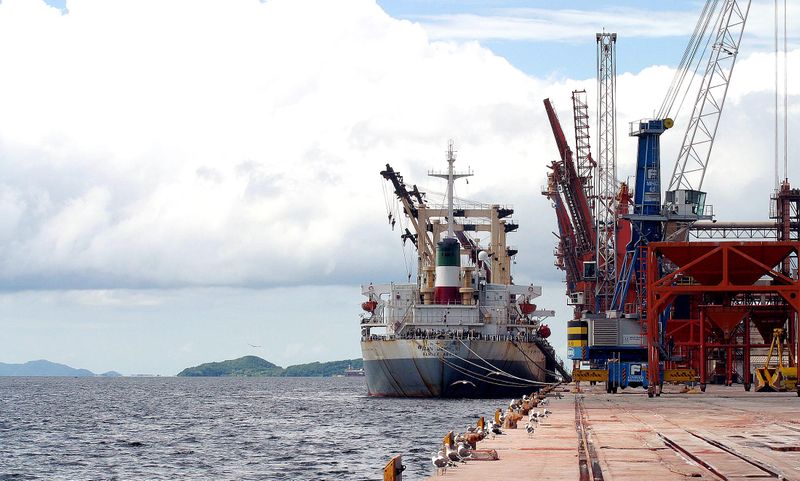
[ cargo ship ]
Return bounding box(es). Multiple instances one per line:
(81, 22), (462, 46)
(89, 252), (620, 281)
(359, 142), (568, 397)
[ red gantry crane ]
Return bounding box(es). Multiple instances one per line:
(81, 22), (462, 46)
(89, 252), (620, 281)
(545, 0), (800, 396)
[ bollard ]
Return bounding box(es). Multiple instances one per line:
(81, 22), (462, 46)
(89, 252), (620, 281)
(383, 455), (405, 481)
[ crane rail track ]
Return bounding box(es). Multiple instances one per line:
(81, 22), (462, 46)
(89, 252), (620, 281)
(575, 396), (604, 481)
(603, 394), (792, 480)
(658, 432), (788, 481)
(658, 433), (731, 480)
(688, 431), (788, 480)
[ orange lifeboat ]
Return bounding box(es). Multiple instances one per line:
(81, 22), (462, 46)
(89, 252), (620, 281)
(361, 300), (377, 313)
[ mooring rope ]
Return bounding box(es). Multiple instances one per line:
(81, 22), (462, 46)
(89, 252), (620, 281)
(510, 339), (560, 378)
(439, 356), (537, 388)
(458, 338), (559, 383)
(427, 340), (555, 386)
(436, 342), (524, 380)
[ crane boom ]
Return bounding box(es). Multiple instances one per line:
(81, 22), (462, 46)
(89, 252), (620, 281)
(572, 89), (595, 205)
(543, 99), (596, 254)
(381, 164), (435, 273)
(543, 172), (581, 293)
(668, 0), (751, 193)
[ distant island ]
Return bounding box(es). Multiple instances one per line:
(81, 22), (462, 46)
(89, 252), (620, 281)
(177, 355), (364, 377)
(0, 360), (122, 377)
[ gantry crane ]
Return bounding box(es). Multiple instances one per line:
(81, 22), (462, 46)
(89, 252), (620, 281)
(610, 0), (750, 340)
(546, 0), (764, 385)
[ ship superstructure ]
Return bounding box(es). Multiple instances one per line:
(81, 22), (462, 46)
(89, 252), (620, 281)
(359, 142), (568, 397)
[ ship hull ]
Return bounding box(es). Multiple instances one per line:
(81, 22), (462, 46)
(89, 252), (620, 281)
(361, 338), (553, 398)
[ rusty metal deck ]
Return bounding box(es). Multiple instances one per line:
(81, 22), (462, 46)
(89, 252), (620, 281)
(425, 384), (800, 480)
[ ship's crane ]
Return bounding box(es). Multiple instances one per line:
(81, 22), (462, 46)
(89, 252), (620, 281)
(381, 164), (434, 277)
(382, 160), (521, 289)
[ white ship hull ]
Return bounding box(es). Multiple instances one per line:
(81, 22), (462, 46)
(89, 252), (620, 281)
(361, 337), (553, 397)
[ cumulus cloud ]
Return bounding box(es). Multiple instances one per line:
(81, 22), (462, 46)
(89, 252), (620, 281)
(1, 0), (799, 372)
(0, 0), (795, 294)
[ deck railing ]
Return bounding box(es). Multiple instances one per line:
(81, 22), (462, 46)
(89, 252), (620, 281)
(360, 332), (539, 343)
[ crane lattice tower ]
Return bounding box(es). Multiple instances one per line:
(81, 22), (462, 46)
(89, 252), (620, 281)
(595, 32), (618, 312)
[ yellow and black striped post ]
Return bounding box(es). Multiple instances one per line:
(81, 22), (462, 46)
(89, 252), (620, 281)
(567, 320), (588, 349)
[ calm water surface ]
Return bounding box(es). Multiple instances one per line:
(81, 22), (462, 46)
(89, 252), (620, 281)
(0, 377), (503, 480)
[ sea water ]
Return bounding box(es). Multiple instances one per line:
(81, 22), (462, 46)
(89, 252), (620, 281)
(0, 377), (503, 480)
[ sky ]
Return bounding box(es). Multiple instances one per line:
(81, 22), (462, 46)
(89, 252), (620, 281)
(0, 0), (798, 375)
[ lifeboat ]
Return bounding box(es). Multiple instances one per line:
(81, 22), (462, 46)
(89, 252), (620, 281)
(537, 324), (551, 338)
(519, 302), (537, 315)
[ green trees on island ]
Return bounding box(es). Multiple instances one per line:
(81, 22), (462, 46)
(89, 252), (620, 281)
(177, 355), (364, 377)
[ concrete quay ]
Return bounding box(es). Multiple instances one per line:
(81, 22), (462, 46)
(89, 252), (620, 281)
(425, 384), (800, 480)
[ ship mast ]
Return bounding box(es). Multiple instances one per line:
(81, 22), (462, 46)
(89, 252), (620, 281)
(380, 142), (520, 302)
(428, 140), (473, 304)
(430, 140), (473, 238)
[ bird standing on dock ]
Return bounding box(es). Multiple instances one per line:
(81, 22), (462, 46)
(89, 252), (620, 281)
(525, 421), (535, 437)
(431, 450), (448, 475)
(457, 442), (470, 459)
(445, 443), (463, 463)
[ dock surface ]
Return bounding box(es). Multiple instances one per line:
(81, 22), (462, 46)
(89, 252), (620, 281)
(425, 384), (800, 480)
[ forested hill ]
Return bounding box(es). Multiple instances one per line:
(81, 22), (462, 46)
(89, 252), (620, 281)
(0, 360), (121, 377)
(177, 356), (363, 377)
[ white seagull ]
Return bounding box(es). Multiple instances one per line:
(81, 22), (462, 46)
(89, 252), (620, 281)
(431, 450), (448, 475)
(457, 442), (470, 459)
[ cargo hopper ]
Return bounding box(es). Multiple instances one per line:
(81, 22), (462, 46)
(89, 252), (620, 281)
(359, 142), (569, 397)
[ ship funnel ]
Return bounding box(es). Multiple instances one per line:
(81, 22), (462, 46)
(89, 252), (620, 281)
(434, 237), (461, 304)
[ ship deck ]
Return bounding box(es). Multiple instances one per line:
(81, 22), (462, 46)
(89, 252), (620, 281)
(424, 384), (800, 480)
